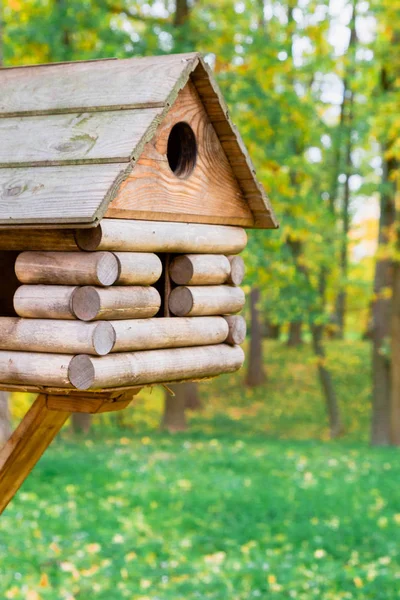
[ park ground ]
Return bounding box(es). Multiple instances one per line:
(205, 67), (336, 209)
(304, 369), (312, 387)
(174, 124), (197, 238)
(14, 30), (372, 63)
(1, 341), (400, 599)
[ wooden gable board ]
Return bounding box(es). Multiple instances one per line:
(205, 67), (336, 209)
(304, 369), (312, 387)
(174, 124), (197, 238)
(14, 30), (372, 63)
(106, 81), (254, 227)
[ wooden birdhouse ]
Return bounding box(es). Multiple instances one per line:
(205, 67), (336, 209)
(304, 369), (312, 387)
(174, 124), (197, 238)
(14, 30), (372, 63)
(0, 53), (277, 513)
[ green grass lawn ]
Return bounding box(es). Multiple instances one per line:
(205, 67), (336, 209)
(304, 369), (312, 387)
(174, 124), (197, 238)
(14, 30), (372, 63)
(1, 340), (400, 600)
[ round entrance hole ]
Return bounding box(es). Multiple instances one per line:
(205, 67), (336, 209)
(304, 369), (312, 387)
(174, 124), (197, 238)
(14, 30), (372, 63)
(167, 122), (197, 178)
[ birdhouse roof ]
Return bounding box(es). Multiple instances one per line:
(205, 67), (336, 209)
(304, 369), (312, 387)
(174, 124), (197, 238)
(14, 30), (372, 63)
(0, 53), (277, 229)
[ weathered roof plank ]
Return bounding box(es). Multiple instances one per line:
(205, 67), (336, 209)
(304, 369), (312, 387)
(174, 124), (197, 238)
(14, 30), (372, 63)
(0, 53), (198, 117)
(0, 164), (127, 225)
(0, 108), (163, 167)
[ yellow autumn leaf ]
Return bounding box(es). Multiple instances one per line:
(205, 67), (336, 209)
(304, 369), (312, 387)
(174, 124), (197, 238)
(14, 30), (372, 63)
(39, 573), (49, 587)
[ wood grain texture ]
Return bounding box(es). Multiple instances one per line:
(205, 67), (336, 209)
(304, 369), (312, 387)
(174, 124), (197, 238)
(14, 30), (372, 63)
(14, 285), (78, 319)
(75, 218), (247, 254)
(15, 251), (120, 286)
(169, 254), (231, 285)
(106, 81), (254, 227)
(114, 252), (162, 285)
(46, 394), (133, 413)
(0, 317), (115, 355)
(226, 255), (245, 286)
(0, 229), (78, 250)
(0, 53), (199, 116)
(0, 394), (71, 515)
(224, 315), (247, 345)
(191, 60), (278, 229)
(169, 285), (245, 317)
(0, 163), (126, 225)
(0, 54), (277, 230)
(0, 351), (74, 387)
(0, 108), (163, 167)
(111, 316), (229, 352)
(68, 344), (245, 390)
(71, 286), (161, 321)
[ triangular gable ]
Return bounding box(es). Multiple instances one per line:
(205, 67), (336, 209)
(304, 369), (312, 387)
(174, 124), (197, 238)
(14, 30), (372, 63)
(0, 53), (277, 229)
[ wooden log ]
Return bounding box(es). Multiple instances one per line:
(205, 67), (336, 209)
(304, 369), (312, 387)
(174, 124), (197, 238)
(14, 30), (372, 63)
(0, 351), (74, 387)
(68, 344), (245, 390)
(0, 229), (78, 251)
(0, 317), (115, 355)
(169, 285), (245, 317)
(0, 394), (71, 515)
(224, 315), (246, 345)
(75, 219), (247, 254)
(14, 285), (78, 319)
(169, 254), (231, 285)
(71, 286), (161, 321)
(113, 252), (162, 285)
(15, 251), (120, 286)
(14, 285), (161, 321)
(111, 316), (229, 352)
(227, 255), (245, 286)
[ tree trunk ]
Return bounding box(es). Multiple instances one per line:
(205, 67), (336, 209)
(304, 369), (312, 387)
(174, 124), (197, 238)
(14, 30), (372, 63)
(311, 324), (342, 438)
(371, 142), (396, 445)
(334, 4), (357, 338)
(265, 321), (281, 339)
(174, 0), (189, 26)
(161, 385), (187, 432)
(391, 259), (400, 444)
(185, 382), (202, 411)
(246, 287), (266, 387)
(72, 413), (91, 434)
(287, 321), (303, 347)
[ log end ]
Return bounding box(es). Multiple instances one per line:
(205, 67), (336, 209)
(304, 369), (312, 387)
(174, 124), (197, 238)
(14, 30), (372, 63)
(96, 252), (120, 286)
(169, 255), (194, 285)
(75, 225), (103, 251)
(227, 256), (245, 286)
(93, 322), (116, 355)
(68, 355), (95, 390)
(71, 287), (101, 321)
(169, 287), (193, 317)
(224, 315), (247, 345)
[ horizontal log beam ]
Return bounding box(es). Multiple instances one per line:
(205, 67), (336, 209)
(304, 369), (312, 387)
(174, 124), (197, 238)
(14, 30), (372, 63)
(114, 252), (162, 285)
(68, 344), (244, 390)
(71, 286), (161, 321)
(14, 285), (161, 321)
(169, 254), (245, 286)
(169, 285), (245, 317)
(14, 285), (78, 319)
(0, 229), (78, 251)
(15, 251), (119, 286)
(75, 219), (247, 254)
(0, 317), (115, 355)
(111, 316), (229, 352)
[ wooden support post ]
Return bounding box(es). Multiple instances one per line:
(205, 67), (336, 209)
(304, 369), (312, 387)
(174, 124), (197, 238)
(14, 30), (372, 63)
(0, 394), (70, 515)
(0, 391), (137, 515)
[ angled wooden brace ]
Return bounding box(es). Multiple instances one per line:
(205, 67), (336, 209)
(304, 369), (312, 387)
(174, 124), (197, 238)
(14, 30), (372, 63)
(0, 391), (138, 515)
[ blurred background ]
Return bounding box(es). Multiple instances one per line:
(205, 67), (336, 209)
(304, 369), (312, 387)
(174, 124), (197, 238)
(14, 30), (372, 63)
(0, 0), (399, 598)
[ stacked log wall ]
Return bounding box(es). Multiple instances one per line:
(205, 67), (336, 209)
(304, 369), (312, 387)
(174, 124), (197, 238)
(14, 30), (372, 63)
(0, 220), (247, 391)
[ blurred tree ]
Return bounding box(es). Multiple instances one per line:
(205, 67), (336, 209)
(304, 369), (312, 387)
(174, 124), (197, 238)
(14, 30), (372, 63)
(369, 0), (400, 445)
(287, 322), (303, 347)
(161, 385), (187, 432)
(246, 287), (266, 386)
(333, 1), (358, 338)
